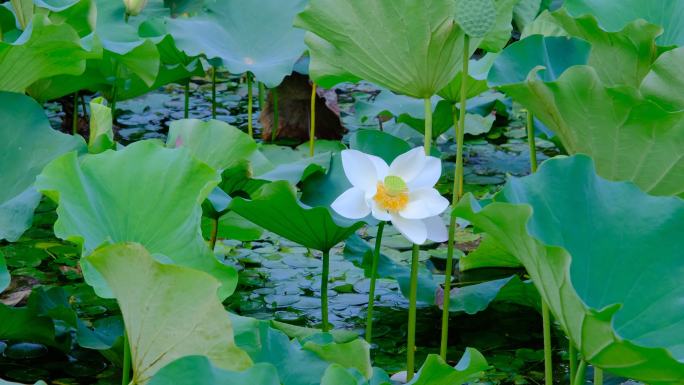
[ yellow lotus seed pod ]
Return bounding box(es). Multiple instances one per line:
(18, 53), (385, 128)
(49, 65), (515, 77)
(454, 0), (496, 38)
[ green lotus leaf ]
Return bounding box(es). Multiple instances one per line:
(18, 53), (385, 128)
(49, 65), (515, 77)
(0, 13), (95, 93)
(565, 0), (684, 47)
(448, 275), (539, 314)
(150, 357), (280, 385)
(459, 234), (521, 271)
(166, 119), (257, 171)
(320, 365), (364, 385)
(201, 211), (264, 243)
(490, 38), (684, 197)
(438, 54), (496, 102)
(488, 35), (590, 85)
(0, 91), (85, 242)
(35, 140), (238, 299)
(294, 0), (474, 98)
(231, 314), (374, 385)
(231, 181), (363, 251)
(165, 0), (307, 88)
(86, 243), (252, 385)
(641, 47), (684, 112)
(408, 349), (489, 385)
(88, 96), (115, 154)
(454, 155), (684, 383)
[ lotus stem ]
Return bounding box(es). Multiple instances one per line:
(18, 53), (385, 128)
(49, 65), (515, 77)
(247, 73), (254, 137)
(72, 92), (79, 135)
(542, 302), (553, 385)
(211, 67), (217, 119)
(184, 80), (190, 119)
(80, 94), (87, 118)
(258, 81), (266, 110)
(573, 360), (587, 385)
(423, 98), (432, 151)
(122, 332), (131, 385)
(593, 367), (603, 385)
(209, 217), (219, 251)
(271, 88), (279, 142)
(321, 249), (331, 332)
(569, 343), (578, 382)
(309, 82), (317, 157)
(440, 34), (471, 360)
(527, 111), (537, 172)
(406, 243), (420, 381)
(365, 221), (386, 344)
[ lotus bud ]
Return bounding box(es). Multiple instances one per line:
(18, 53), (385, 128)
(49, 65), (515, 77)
(123, 0), (148, 17)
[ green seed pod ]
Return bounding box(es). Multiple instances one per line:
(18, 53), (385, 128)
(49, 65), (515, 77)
(123, 0), (148, 17)
(454, 0), (497, 38)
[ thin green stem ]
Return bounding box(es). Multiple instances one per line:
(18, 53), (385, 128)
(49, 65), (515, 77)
(406, 244), (420, 381)
(80, 94), (87, 118)
(184, 80), (190, 119)
(309, 82), (317, 157)
(527, 111), (537, 172)
(258, 81), (266, 110)
(440, 34), (471, 359)
(542, 301), (553, 385)
(573, 360), (587, 385)
(439, 214), (456, 359)
(593, 367), (603, 385)
(271, 88), (279, 142)
(209, 216), (219, 251)
(72, 91), (79, 135)
(456, 34), (470, 198)
(570, 343), (578, 383)
(247, 73), (254, 137)
(122, 332), (131, 385)
(423, 98), (432, 151)
(321, 249), (331, 332)
(211, 67), (217, 119)
(365, 221), (386, 344)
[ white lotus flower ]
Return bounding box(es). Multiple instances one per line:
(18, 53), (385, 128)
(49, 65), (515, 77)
(332, 147), (449, 244)
(123, 0), (148, 16)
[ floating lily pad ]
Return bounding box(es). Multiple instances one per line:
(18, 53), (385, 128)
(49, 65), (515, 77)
(150, 357), (280, 385)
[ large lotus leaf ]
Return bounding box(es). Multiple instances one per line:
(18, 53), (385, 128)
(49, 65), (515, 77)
(150, 357), (279, 385)
(166, 119), (257, 171)
(438, 53), (496, 102)
(408, 349), (489, 385)
(0, 91), (85, 242)
(641, 47), (684, 112)
(86, 243), (252, 385)
(490, 42), (684, 197)
(165, 0), (307, 88)
(35, 140), (238, 299)
(565, 0), (684, 47)
(231, 315), (373, 385)
(294, 0), (476, 98)
(454, 155), (684, 383)
(488, 35), (590, 85)
(230, 181), (363, 251)
(0, 13), (95, 93)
